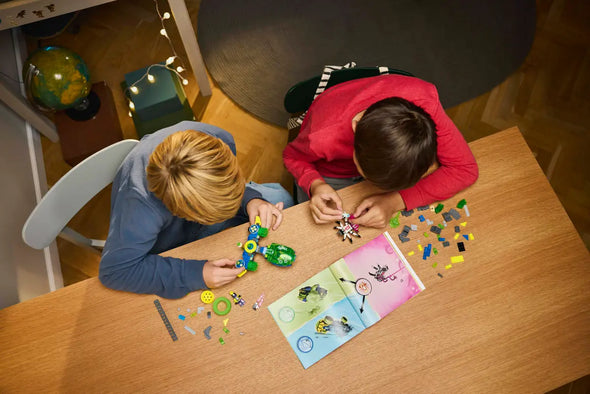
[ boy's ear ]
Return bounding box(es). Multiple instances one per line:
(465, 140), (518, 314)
(352, 118), (359, 132)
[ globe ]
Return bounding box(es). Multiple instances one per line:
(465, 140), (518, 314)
(23, 46), (91, 111)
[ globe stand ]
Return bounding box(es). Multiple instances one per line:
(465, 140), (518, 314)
(64, 90), (101, 121)
(54, 81), (123, 166)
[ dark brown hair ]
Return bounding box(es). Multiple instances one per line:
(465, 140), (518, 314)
(354, 97), (437, 191)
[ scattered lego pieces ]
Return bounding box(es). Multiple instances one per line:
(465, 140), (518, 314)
(212, 296), (232, 316)
(418, 244), (423, 251)
(469, 233), (474, 240)
(418, 215), (425, 222)
(464, 205), (470, 217)
(454, 233), (460, 240)
(430, 226), (442, 235)
(389, 212), (401, 228)
(204, 326), (212, 340)
(457, 199), (467, 209)
(463, 234), (469, 240)
(253, 294), (265, 310)
(457, 242), (465, 252)
(445, 264), (453, 269)
(448, 208), (461, 220)
(432, 262), (438, 268)
(442, 241), (450, 247)
(223, 318), (229, 327)
(219, 337), (225, 345)
(423, 244), (432, 260)
(229, 291), (246, 306)
(461, 222), (467, 227)
(454, 225), (460, 233)
(184, 326), (196, 335)
(207, 311), (211, 319)
(423, 232), (429, 238)
(417, 205), (429, 211)
(178, 314), (186, 321)
(442, 212), (453, 222)
(433, 248), (438, 255)
(201, 290), (215, 304)
(410, 224), (418, 231)
(401, 209), (414, 217)
(437, 273), (443, 278)
(451, 256), (464, 264)
(223, 327), (230, 334)
(426, 219), (434, 225)
(408, 251), (415, 256)
(434, 203), (444, 213)
(190, 312), (196, 318)
(197, 307), (204, 314)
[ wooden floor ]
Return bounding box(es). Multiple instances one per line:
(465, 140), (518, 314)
(32, 0), (589, 288)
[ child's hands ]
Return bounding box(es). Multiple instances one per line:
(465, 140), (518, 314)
(203, 258), (244, 288)
(351, 192), (405, 228)
(309, 180), (343, 224)
(246, 199), (284, 230)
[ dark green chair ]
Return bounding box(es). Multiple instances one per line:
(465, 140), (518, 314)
(284, 66), (413, 116)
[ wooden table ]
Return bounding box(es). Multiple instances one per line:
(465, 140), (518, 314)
(1, 127), (588, 393)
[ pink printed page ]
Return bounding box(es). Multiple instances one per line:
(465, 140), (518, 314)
(338, 232), (425, 319)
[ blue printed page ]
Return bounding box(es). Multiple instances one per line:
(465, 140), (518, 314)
(268, 268), (365, 369)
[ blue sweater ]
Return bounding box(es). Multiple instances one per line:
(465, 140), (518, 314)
(99, 121), (262, 299)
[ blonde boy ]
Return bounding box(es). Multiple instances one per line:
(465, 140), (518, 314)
(100, 121), (293, 298)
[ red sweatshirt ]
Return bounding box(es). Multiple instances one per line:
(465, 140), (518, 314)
(283, 74), (478, 210)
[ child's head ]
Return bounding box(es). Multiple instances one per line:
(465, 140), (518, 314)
(353, 97), (437, 191)
(146, 130), (245, 224)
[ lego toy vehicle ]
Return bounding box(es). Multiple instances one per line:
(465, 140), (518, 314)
(236, 216), (296, 272)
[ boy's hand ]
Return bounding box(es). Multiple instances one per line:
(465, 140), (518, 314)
(351, 192), (405, 228)
(203, 258), (244, 288)
(246, 199), (284, 230)
(309, 180), (343, 224)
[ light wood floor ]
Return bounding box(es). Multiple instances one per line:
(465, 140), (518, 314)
(31, 0), (589, 287)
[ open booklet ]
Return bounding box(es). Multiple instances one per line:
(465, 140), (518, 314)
(268, 231), (425, 369)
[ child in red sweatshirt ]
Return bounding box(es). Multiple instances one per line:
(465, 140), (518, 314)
(283, 74), (478, 228)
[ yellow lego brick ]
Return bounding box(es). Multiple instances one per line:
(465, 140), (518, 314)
(451, 255), (464, 264)
(469, 233), (474, 240)
(408, 251), (415, 256)
(454, 233), (460, 240)
(445, 264), (453, 269)
(461, 222), (467, 227)
(418, 244), (423, 251)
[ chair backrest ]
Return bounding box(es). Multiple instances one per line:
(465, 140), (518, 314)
(22, 139), (139, 250)
(284, 66), (414, 114)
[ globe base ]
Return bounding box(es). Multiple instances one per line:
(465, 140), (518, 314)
(65, 90), (101, 121)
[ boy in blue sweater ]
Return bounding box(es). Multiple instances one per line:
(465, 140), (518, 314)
(99, 121), (293, 299)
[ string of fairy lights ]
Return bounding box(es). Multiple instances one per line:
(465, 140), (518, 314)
(126, 0), (189, 116)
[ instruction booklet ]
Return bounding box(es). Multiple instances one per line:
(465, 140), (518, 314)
(268, 231), (425, 369)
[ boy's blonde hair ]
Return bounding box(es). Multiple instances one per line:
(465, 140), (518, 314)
(146, 130), (245, 225)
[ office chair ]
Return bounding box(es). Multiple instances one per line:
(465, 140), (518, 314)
(22, 139), (139, 254)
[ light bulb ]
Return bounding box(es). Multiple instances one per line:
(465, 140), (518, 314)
(147, 74), (155, 83)
(182, 79), (188, 85)
(160, 28), (167, 37)
(130, 86), (139, 94)
(166, 56), (175, 65)
(176, 66), (184, 72)
(129, 101), (135, 110)
(163, 12), (170, 19)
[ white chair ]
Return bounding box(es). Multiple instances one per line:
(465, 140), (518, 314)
(22, 139), (139, 253)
